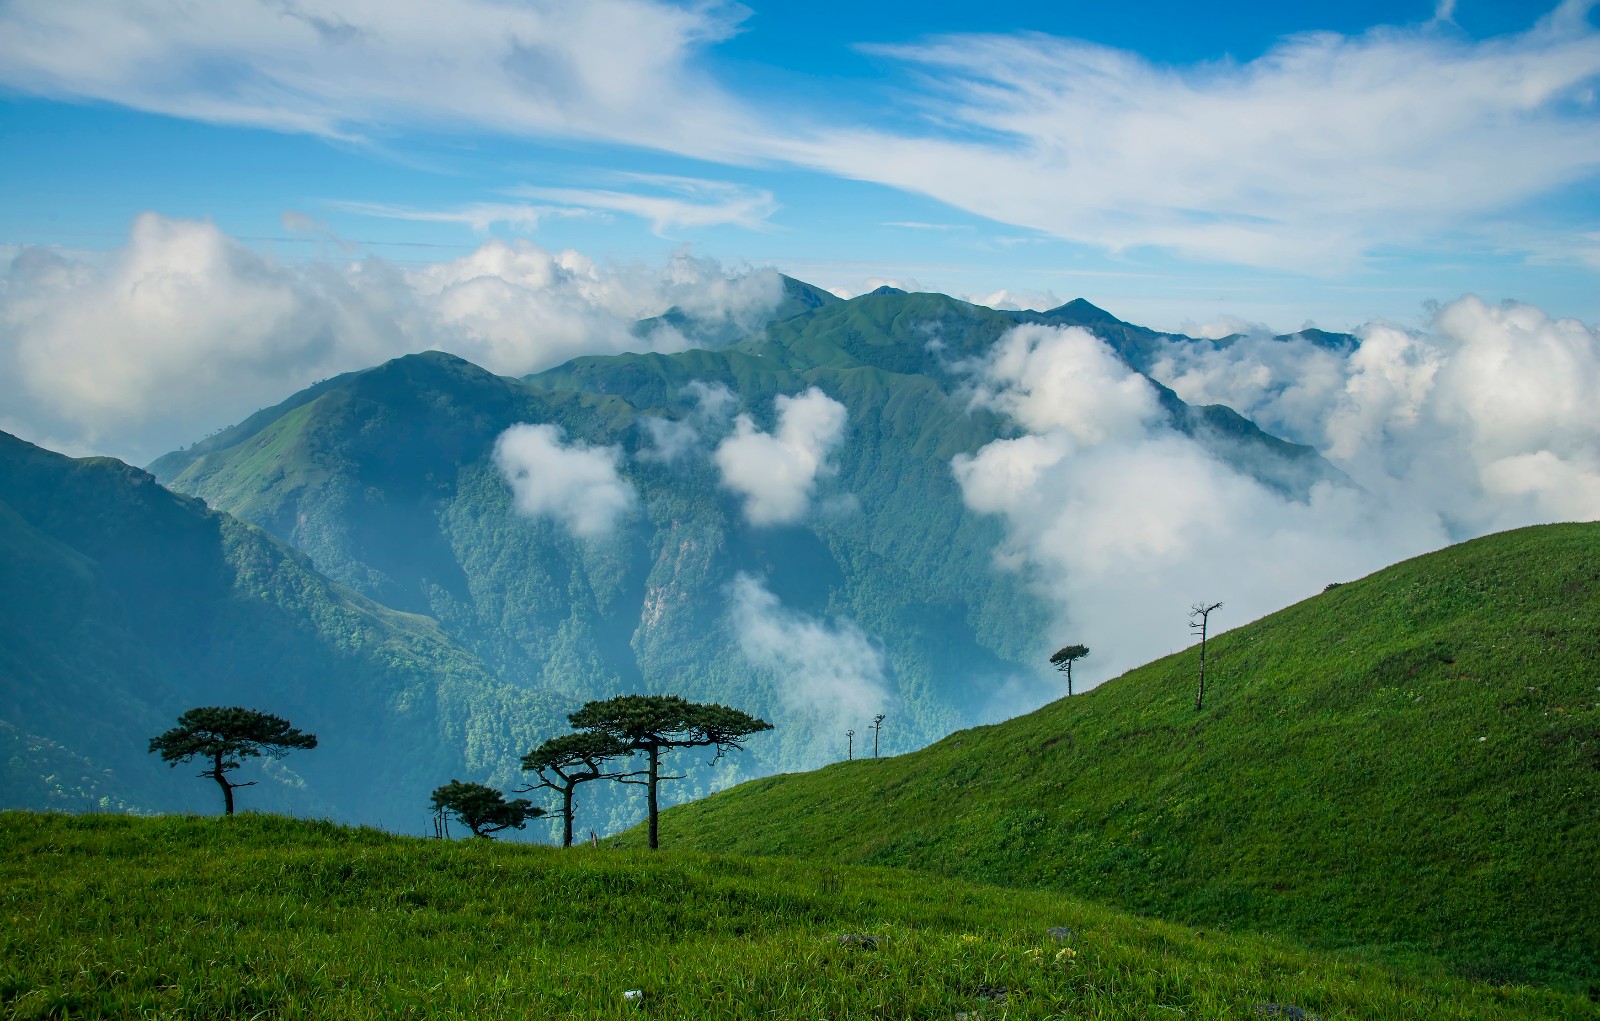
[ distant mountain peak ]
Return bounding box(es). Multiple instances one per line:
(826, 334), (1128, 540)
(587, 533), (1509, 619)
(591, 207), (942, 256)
(1040, 297), (1120, 323)
(866, 285), (908, 297)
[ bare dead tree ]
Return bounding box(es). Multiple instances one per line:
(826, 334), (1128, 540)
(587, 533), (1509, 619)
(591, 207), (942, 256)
(871, 713), (886, 758)
(1190, 601), (1223, 711)
(846, 729), (855, 760)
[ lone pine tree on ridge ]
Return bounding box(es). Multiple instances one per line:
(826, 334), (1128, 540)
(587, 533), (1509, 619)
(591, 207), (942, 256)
(148, 706), (317, 815)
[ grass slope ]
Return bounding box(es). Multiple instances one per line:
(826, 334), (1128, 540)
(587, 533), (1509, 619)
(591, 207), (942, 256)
(3, 813), (1593, 1020)
(639, 524), (1600, 989)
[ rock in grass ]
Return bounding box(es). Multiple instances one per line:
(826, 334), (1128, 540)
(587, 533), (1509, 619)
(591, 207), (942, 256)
(1046, 926), (1074, 942)
(1254, 1005), (1318, 1020)
(837, 933), (879, 950)
(622, 989), (645, 1006)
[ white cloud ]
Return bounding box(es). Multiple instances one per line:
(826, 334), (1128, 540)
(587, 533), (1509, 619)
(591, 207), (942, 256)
(1151, 294), (1600, 535)
(727, 572), (891, 726)
(640, 381), (738, 462)
(962, 296), (1600, 688)
(0, 0), (760, 158)
(953, 323), (1446, 684)
(328, 200), (591, 234)
(969, 288), (1064, 313)
(803, 4), (1600, 270)
(341, 174), (778, 238)
(0, 213), (412, 458)
(0, 215), (784, 463)
(493, 423), (635, 537)
(968, 324), (1162, 443)
(714, 388), (848, 526)
(509, 175), (778, 235)
(4, 2), (1595, 269)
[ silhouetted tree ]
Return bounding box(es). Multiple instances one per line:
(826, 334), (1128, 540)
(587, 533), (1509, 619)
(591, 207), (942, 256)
(1050, 644), (1090, 696)
(148, 706), (317, 815)
(1190, 601), (1223, 711)
(429, 780), (543, 839)
(520, 731), (634, 848)
(569, 694), (772, 849)
(871, 713), (886, 758)
(846, 729), (855, 760)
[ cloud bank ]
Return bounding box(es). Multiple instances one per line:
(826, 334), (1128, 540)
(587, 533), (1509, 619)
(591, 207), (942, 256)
(493, 424), (635, 538)
(0, 215), (783, 462)
(956, 299), (1600, 688)
(727, 572), (892, 726)
(1151, 295), (1600, 534)
(714, 388), (849, 526)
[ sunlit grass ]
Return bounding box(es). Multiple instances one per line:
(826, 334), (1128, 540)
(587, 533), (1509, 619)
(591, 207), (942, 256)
(3, 812), (1594, 1019)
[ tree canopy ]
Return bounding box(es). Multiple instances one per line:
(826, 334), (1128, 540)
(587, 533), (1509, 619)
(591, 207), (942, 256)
(148, 706), (317, 815)
(1050, 644), (1090, 697)
(569, 694), (771, 849)
(430, 780), (543, 838)
(520, 730), (633, 848)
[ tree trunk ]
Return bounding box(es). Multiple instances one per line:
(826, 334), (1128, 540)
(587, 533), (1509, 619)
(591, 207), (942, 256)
(647, 745), (660, 850)
(211, 751), (235, 816)
(561, 786), (574, 849)
(1195, 630), (1208, 711)
(1067, 662), (1073, 698)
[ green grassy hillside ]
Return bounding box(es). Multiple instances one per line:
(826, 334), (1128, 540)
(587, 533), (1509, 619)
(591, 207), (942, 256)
(0, 430), (564, 826)
(3, 812), (1592, 1020)
(638, 523), (1600, 988)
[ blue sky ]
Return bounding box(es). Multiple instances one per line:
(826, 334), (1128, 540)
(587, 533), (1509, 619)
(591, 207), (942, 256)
(2, 0), (1597, 335)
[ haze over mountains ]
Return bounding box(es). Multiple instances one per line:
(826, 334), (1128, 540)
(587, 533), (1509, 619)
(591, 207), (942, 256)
(4, 278), (1600, 839)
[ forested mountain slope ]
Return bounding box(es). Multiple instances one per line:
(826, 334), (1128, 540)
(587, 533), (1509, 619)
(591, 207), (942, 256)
(0, 431), (562, 826)
(149, 285), (1341, 785)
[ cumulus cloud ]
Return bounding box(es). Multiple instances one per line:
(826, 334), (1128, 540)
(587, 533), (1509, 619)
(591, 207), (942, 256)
(0, 215), (784, 462)
(714, 388), (848, 526)
(1152, 294), (1600, 536)
(959, 297), (1600, 688)
(0, 213), (413, 458)
(954, 323), (1445, 685)
(727, 572), (892, 725)
(967, 324), (1163, 442)
(493, 424), (635, 537)
(410, 241), (783, 374)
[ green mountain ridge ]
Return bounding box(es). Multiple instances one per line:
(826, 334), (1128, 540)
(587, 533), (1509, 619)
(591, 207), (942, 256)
(0, 430), (564, 826)
(633, 522), (1600, 988)
(145, 286), (1343, 794)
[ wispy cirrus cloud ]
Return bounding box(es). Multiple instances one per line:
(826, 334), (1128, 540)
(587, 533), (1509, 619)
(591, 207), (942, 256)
(0, 0), (761, 155)
(336, 175), (778, 237)
(508, 174), (779, 235)
(803, 1), (1600, 271)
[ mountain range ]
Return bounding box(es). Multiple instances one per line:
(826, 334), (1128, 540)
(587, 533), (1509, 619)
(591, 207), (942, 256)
(5, 280), (1356, 833)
